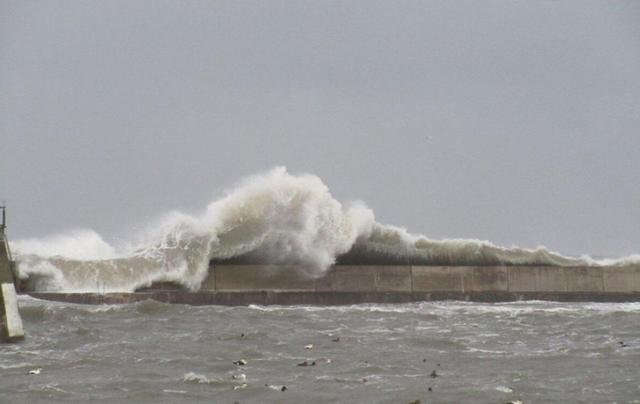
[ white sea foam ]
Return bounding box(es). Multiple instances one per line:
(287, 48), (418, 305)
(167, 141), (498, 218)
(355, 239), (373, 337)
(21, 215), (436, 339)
(182, 372), (216, 384)
(12, 229), (117, 260)
(11, 167), (640, 292)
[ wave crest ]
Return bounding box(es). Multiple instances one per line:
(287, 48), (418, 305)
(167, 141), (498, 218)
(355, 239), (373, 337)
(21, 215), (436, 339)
(11, 167), (640, 292)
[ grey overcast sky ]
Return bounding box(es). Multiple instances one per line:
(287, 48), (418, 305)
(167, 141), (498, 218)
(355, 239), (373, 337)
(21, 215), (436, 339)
(1, 1), (639, 256)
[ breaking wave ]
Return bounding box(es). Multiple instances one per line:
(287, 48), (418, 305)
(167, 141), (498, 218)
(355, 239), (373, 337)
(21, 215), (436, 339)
(10, 167), (640, 292)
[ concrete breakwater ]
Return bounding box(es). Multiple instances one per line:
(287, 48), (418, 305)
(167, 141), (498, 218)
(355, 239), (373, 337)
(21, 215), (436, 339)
(27, 264), (640, 305)
(1, 212), (24, 342)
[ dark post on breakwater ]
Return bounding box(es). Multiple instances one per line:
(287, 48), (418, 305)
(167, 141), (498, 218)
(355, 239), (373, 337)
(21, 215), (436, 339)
(0, 206), (24, 342)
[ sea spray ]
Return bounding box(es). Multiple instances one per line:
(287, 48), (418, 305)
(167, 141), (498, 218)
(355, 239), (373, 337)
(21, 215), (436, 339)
(12, 167), (372, 291)
(10, 167), (640, 292)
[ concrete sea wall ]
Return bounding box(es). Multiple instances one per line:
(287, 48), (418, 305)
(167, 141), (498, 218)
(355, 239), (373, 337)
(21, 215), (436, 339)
(28, 265), (640, 305)
(201, 265), (640, 294)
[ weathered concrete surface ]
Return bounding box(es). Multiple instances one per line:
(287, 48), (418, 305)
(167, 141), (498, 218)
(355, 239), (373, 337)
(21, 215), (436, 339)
(411, 266), (510, 292)
(565, 267), (604, 292)
(205, 265), (414, 292)
(315, 266), (375, 291)
(412, 266), (463, 291)
(25, 264), (640, 305)
(462, 267), (509, 292)
(315, 266), (412, 292)
(508, 266), (568, 292)
(374, 266), (413, 291)
(603, 267), (640, 292)
(212, 265), (317, 291)
(0, 237), (15, 285)
(1, 228), (24, 342)
(1, 283), (25, 341)
(507, 267), (606, 293)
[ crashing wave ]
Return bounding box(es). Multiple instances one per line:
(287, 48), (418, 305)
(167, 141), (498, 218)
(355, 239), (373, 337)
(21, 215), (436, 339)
(11, 167), (640, 292)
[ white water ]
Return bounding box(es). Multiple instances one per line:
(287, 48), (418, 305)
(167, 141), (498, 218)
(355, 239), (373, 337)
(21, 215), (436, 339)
(11, 167), (640, 292)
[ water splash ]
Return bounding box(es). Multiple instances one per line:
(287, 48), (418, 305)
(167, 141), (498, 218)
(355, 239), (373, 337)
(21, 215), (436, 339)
(11, 167), (640, 292)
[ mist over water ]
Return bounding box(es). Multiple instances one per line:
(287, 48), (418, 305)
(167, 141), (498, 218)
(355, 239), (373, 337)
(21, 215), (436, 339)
(10, 168), (640, 292)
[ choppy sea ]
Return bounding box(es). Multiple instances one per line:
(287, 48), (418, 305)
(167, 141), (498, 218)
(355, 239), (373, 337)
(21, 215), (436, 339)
(1, 298), (639, 403)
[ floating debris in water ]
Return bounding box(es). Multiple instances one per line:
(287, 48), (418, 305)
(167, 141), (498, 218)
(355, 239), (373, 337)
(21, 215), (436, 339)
(332, 337), (340, 342)
(233, 359), (247, 366)
(233, 383), (247, 390)
(28, 368), (42, 375)
(305, 344), (313, 350)
(430, 370), (438, 378)
(265, 384), (287, 392)
(232, 374), (246, 381)
(297, 360), (316, 367)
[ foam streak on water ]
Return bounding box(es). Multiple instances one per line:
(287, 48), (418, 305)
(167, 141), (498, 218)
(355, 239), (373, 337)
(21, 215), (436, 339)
(10, 167), (640, 292)
(3, 298), (639, 403)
